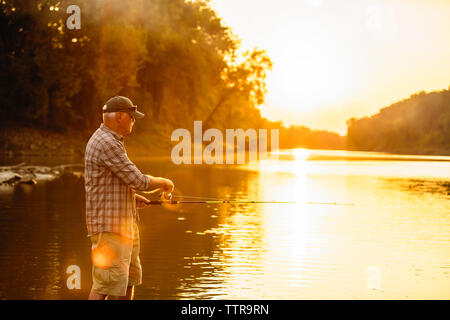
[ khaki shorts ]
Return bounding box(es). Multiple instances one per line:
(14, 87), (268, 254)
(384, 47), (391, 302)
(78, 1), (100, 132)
(90, 225), (142, 297)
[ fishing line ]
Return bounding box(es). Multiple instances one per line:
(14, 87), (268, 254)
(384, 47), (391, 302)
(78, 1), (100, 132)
(168, 194), (354, 206)
(142, 190), (354, 206)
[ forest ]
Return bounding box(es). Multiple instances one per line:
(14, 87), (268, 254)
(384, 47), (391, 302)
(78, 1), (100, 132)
(0, 0), (344, 154)
(346, 88), (450, 155)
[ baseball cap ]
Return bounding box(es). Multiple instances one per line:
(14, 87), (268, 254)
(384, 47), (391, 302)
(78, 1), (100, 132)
(102, 96), (145, 119)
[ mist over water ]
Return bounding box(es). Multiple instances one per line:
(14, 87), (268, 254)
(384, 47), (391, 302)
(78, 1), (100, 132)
(0, 149), (449, 299)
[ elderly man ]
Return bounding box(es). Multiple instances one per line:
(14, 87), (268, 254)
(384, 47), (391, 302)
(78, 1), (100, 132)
(84, 96), (174, 300)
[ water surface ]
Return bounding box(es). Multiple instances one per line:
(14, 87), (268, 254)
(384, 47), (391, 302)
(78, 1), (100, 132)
(0, 149), (449, 299)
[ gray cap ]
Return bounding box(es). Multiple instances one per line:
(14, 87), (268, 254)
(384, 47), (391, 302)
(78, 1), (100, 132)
(102, 96), (144, 119)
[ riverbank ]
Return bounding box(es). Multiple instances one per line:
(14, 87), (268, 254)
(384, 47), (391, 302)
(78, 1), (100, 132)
(0, 162), (84, 185)
(0, 127), (86, 157)
(0, 126), (172, 162)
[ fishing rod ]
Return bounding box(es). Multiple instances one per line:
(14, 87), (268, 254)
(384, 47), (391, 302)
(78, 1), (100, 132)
(143, 192), (354, 206)
(147, 199), (297, 205)
(147, 200), (353, 205)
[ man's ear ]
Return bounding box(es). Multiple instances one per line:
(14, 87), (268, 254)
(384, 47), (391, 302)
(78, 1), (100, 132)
(115, 112), (122, 121)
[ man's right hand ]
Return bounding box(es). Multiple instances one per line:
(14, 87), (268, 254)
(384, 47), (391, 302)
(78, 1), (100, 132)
(162, 178), (174, 193)
(146, 175), (174, 193)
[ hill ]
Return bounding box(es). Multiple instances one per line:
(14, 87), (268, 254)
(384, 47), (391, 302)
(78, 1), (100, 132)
(346, 88), (450, 155)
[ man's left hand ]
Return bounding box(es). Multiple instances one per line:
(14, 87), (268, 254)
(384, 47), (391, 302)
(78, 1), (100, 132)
(136, 194), (151, 209)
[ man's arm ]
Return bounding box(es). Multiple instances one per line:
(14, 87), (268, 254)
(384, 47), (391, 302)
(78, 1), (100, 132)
(101, 139), (173, 192)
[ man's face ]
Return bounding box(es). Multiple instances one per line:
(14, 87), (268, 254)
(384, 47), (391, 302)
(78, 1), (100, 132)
(117, 112), (135, 135)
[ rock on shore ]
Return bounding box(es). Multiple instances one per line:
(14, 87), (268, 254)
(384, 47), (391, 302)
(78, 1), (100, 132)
(0, 163), (83, 185)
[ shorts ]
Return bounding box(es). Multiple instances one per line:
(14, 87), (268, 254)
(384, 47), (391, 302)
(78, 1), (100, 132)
(90, 225), (142, 297)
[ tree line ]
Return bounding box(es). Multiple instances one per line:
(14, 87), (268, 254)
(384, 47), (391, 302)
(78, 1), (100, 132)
(346, 88), (450, 155)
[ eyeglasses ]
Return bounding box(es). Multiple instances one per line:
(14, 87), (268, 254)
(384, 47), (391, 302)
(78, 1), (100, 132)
(126, 112), (136, 122)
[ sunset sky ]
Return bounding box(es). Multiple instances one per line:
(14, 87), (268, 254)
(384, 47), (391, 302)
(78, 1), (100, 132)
(211, 0), (450, 135)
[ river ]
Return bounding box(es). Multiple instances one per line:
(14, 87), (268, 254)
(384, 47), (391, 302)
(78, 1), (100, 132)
(0, 149), (449, 299)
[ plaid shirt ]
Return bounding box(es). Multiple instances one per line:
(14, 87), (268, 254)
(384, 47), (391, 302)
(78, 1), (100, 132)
(84, 124), (152, 239)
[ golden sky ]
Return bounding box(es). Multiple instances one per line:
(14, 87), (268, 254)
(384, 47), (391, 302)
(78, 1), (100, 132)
(211, 0), (450, 135)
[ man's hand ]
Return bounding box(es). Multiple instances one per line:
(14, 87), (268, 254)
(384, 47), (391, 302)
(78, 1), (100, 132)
(161, 178), (174, 193)
(147, 176), (175, 193)
(136, 194), (151, 209)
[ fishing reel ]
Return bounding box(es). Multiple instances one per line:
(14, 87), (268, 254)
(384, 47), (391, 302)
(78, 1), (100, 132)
(159, 192), (173, 201)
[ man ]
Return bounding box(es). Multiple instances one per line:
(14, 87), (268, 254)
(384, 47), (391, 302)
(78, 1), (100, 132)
(84, 96), (174, 300)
